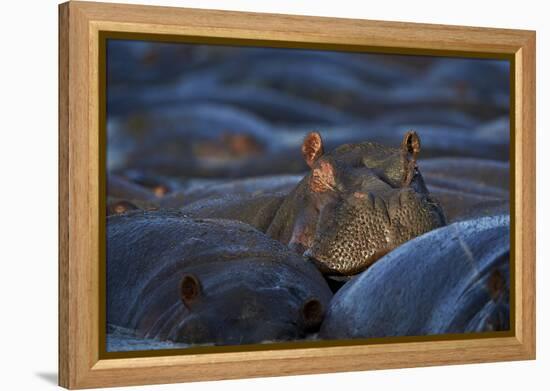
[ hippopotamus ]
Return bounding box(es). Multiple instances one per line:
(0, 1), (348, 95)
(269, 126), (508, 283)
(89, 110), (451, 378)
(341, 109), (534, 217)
(319, 215), (510, 339)
(181, 131), (446, 276)
(107, 210), (332, 346)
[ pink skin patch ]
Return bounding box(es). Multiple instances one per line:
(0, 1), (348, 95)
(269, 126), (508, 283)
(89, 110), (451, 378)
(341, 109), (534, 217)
(310, 161), (335, 193)
(288, 208), (317, 254)
(289, 228), (312, 254)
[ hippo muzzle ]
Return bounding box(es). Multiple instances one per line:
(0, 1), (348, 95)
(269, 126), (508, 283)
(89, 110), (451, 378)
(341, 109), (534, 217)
(305, 188), (445, 275)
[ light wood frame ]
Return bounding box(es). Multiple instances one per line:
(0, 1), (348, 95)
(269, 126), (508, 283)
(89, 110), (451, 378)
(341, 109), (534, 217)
(59, 1), (536, 388)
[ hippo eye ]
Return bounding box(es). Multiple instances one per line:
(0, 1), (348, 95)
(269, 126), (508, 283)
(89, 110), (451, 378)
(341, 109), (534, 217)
(301, 298), (325, 331)
(180, 274), (201, 308)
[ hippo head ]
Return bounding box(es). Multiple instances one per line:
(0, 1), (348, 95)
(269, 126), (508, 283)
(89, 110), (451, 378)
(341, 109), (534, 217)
(160, 271), (327, 345)
(287, 131), (446, 276)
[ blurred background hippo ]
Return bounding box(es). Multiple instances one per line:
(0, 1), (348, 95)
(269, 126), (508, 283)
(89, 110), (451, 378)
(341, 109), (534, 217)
(107, 42), (509, 184)
(107, 210), (332, 349)
(106, 39), (511, 349)
(319, 215), (510, 339)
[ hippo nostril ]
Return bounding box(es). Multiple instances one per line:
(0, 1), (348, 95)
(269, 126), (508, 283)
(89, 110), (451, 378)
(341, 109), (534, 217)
(301, 298), (325, 332)
(180, 274), (201, 308)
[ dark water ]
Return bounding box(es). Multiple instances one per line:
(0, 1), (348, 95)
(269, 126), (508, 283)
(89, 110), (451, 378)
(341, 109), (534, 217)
(106, 40), (510, 352)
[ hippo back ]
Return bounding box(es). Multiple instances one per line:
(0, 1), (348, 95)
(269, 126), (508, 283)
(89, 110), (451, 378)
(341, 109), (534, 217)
(107, 210), (332, 345)
(319, 215), (510, 339)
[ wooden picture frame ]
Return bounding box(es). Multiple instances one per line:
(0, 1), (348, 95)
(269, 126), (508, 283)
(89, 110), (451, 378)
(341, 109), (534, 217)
(59, 1), (536, 388)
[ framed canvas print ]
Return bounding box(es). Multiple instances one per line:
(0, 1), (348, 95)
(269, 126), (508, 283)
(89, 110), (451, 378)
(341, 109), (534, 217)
(58, 1), (536, 389)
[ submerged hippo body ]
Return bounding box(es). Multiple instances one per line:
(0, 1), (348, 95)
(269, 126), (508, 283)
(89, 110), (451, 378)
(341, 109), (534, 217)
(319, 215), (510, 339)
(107, 174), (158, 202)
(107, 210), (332, 345)
(161, 174), (301, 209)
(421, 157), (510, 222)
(182, 131), (446, 276)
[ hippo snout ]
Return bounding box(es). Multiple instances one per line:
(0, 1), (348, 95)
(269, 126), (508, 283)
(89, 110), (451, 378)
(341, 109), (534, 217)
(305, 188), (446, 276)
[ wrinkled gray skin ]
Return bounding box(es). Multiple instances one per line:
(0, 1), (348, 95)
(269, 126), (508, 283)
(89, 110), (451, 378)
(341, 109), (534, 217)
(107, 210), (332, 345)
(182, 131), (446, 276)
(319, 215), (510, 339)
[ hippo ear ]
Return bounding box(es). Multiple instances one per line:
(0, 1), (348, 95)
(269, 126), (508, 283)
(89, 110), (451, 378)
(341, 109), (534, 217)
(108, 200), (139, 215)
(402, 130), (421, 156)
(401, 130), (421, 186)
(302, 131), (324, 168)
(301, 298), (325, 331)
(153, 184), (170, 198)
(180, 274), (201, 308)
